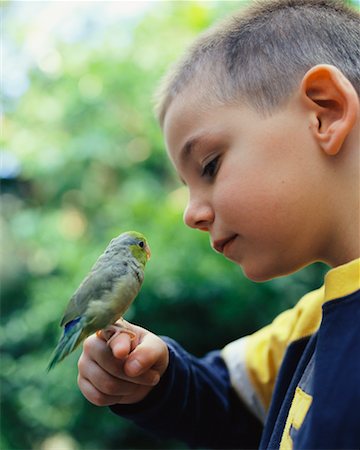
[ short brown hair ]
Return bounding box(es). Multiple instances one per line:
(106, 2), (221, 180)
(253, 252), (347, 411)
(155, 0), (360, 125)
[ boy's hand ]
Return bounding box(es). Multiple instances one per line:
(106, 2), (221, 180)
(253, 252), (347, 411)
(77, 320), (169, 406)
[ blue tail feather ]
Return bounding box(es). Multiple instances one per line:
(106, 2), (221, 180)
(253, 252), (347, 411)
(47, 317), (84, 371)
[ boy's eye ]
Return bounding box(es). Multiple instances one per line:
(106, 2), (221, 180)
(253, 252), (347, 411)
(201, 156), (220, 179)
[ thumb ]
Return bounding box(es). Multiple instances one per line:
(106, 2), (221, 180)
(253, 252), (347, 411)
(123, 332), (169, 379)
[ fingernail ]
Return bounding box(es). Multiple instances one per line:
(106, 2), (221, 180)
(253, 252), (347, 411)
(127, 359), (142, 376)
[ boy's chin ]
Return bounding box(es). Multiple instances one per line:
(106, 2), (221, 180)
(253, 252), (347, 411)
(224, 250), (300, 282)
(226, 258), (272, 282)
(241, 267), (275, 283)
(237, 260), (292, 283)
(229, 248), (317, 282)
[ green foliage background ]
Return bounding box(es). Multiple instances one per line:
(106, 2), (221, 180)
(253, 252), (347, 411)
(0, 1), (340, 449)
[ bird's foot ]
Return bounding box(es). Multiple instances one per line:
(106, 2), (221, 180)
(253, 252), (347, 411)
(96, 323), (136, 346)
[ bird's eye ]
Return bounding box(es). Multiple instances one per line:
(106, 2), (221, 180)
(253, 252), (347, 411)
(138, 241), (144, 248)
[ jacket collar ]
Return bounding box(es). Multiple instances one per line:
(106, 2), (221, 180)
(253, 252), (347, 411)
(324, 258), (360, 303)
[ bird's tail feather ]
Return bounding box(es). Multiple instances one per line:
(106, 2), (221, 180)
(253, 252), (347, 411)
(47, 320), (83, 371)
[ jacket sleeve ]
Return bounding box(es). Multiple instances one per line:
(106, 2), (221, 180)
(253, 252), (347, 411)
(110, 337), (263, 449)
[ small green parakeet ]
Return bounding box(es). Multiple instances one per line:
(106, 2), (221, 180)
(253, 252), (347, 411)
(48, 231), (150, 370)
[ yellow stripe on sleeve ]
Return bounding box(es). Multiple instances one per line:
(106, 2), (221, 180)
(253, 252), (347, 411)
(245, 287), (325, 412)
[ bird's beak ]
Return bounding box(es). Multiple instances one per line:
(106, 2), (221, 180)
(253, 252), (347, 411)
(145, 244), (151, 260)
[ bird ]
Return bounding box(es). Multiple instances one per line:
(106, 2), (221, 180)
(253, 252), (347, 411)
(47, 231), (151, 370)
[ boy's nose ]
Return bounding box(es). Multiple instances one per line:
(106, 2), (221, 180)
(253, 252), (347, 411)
(183, 197), (214, 231)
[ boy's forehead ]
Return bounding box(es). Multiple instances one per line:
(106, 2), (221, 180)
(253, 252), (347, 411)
(163, 85), (221, 161)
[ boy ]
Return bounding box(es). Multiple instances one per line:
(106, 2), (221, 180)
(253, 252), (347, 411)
(77, 0), (360, 448)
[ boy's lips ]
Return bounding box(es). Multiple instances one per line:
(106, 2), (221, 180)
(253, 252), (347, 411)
(212, 234), (238, 254)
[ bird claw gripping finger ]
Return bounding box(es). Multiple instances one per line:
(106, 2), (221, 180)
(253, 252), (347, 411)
(96, 324), (136, 345)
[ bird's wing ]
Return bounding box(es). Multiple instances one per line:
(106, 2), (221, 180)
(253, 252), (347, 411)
(60, 262), (129, 327)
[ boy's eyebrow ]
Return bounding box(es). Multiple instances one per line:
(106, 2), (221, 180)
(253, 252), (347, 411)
(177, 136), (202, 186)
(180, 136), (202, 162)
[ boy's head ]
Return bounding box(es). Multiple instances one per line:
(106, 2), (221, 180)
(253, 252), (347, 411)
(157, 0), (360, 281)
(156, 0), (360, 124)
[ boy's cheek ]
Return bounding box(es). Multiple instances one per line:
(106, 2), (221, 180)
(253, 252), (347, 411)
(215, 194), (302, 278)
(216, 181), (276, 230)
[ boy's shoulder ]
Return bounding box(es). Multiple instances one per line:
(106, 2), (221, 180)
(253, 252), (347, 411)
(222, 259), (360, 420)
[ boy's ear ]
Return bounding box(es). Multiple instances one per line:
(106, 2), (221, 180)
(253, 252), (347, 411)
(300, 64), (358, 155)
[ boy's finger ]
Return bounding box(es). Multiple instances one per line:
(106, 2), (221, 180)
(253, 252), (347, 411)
(78, 376), (124, 407)
(84, 334), (158, 385)
(109, 332), (135, 359)
(97, 328), (139, 360)
(123, 333), (168, 378)
(80, 358), (137, 396)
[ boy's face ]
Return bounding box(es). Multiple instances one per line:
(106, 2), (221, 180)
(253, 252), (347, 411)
(163, 86), (330, 281)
